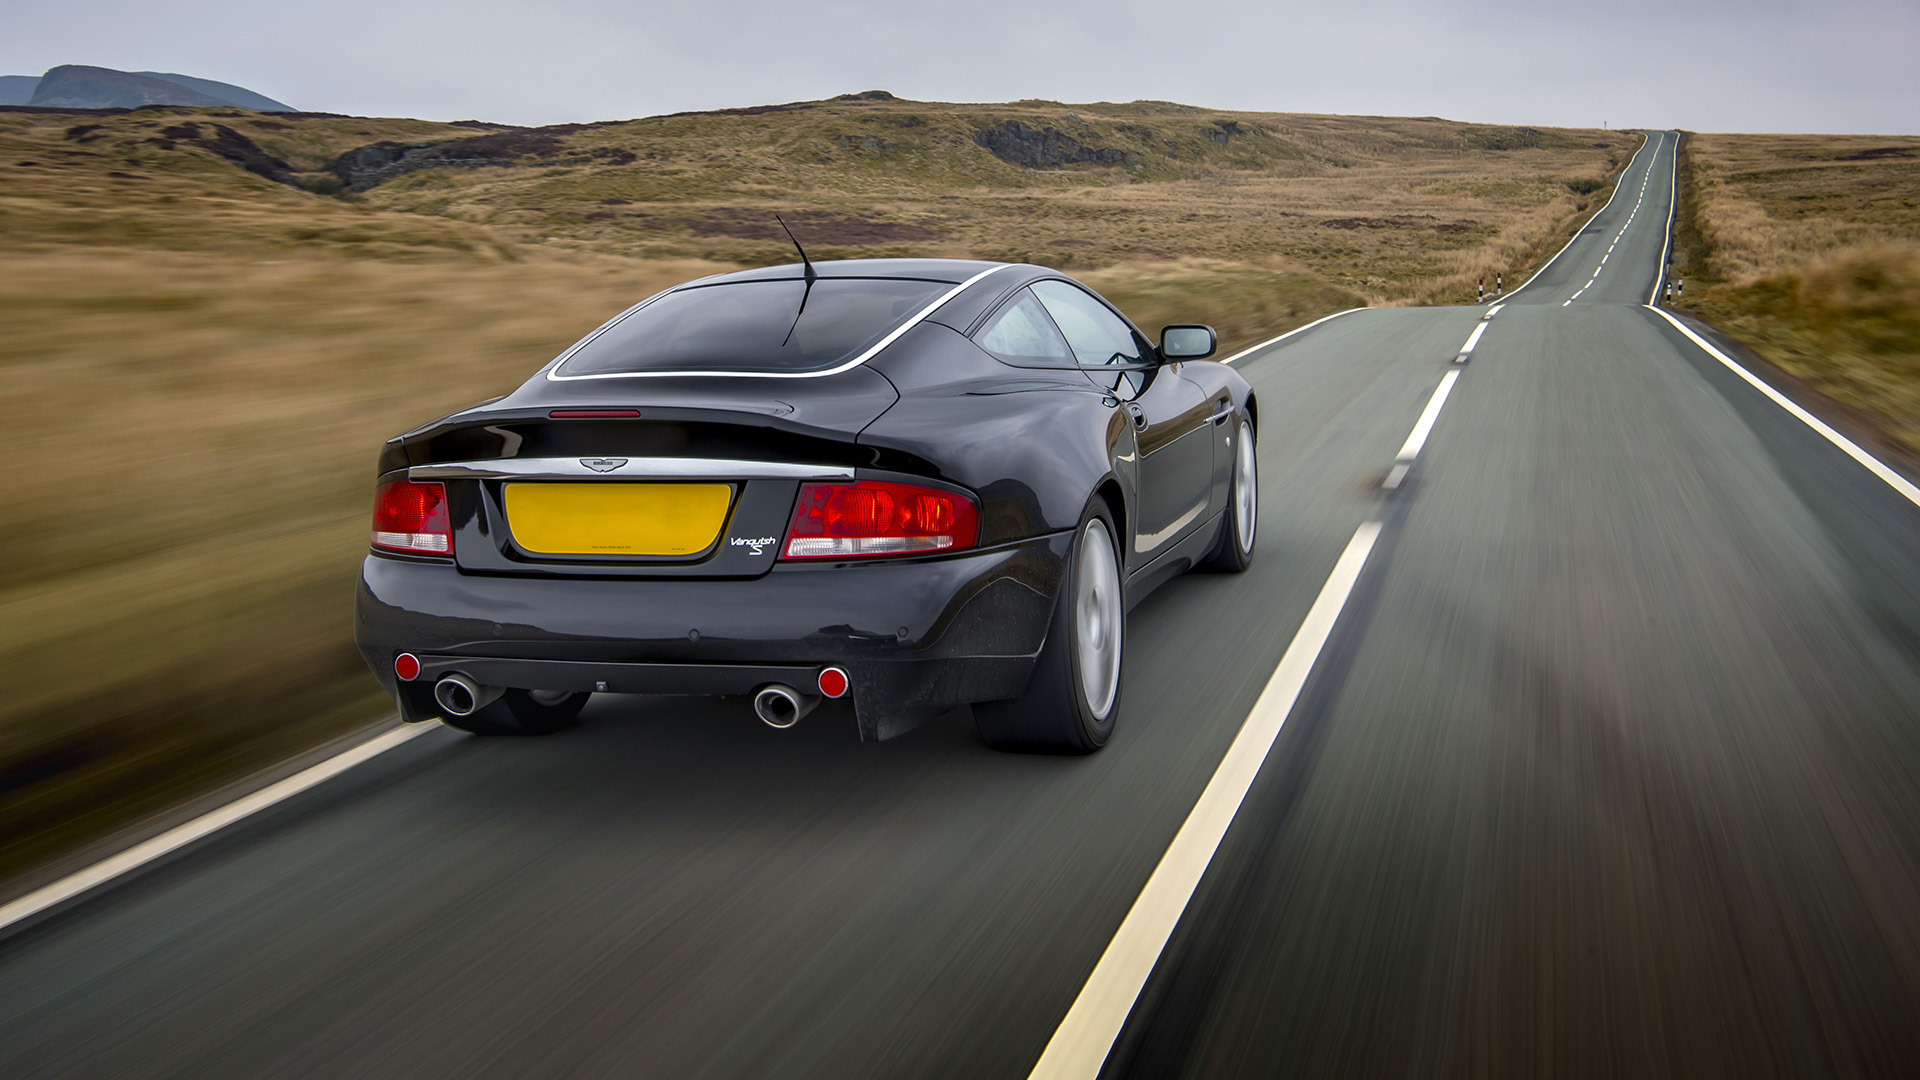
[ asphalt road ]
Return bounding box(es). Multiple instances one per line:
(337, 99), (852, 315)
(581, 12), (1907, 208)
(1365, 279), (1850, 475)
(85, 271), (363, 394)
(5, 132), (1920, 1078)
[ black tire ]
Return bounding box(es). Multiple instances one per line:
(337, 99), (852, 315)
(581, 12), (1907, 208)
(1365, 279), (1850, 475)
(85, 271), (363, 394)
(975, 501), (1125, 754)
(1198, 417), (1256, 573)
(443, 689), (588, 736)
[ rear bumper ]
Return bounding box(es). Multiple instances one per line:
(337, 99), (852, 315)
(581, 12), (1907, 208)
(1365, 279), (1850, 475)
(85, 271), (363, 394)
(354, 533), (1071, 740)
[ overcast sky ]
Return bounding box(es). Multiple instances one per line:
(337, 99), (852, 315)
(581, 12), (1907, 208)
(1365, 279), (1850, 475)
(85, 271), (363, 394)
(6, 0), (1916, 133)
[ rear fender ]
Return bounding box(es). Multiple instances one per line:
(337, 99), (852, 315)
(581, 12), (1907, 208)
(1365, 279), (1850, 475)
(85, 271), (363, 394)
(860, 324), (1135, 550)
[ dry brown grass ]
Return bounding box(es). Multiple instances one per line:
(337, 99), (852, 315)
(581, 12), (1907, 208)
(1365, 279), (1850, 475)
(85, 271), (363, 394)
(0, 246), (733, 871)
(1677, 133), (1920, 452)
(0, 98), (1634, 877)
(354, 100), (1633, 305)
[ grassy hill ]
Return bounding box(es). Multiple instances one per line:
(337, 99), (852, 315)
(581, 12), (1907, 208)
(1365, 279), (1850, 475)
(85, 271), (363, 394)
(0, 95), (1634, 878)
(1671, 132), (1920, 455)
(345, 95), (1631, 302)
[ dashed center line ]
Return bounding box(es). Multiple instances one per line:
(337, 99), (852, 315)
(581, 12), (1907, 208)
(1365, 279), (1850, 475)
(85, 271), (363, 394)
(1384, 369), (1461, 488)
(1459, 322), (1488, 354)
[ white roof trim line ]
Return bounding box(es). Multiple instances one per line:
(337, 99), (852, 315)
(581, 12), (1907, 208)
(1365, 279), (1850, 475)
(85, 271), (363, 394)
(545, 264), (1013, 382)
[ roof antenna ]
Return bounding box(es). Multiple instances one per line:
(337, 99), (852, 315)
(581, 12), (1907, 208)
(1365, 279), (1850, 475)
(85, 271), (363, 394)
(775, 213), (817, 285)
(776, 214), (817, 347)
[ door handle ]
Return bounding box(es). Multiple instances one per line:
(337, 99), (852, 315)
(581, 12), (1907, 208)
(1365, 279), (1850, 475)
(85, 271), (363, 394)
(1125, 402), (1148, 430)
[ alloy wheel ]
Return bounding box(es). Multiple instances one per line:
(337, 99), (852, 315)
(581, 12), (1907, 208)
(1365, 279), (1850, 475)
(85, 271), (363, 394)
(1075, 517), (1123, 720)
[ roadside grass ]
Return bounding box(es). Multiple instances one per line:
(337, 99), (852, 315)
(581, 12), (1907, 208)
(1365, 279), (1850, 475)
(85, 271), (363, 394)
(1080, 259), (1363, 348)
(1675, 132), (1920, 454)
(0, 249), (727, 875)
(0, 98), (1633, 881)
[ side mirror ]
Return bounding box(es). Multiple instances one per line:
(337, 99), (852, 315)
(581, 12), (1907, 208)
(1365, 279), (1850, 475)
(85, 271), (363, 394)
(1159, 324), (1218, 361)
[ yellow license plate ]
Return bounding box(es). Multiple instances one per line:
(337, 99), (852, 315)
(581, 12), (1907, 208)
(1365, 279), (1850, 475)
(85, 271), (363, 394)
(504, 483), (733, 556)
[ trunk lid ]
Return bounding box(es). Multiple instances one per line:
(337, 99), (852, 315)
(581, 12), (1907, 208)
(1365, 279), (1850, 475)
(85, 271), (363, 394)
(385, 369), (898, 578)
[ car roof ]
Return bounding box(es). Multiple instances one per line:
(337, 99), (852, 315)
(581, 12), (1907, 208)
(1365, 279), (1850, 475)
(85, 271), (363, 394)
(688, 258), (1009, 286)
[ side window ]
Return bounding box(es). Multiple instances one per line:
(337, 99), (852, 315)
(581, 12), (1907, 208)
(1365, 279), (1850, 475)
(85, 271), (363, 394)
(976, 289), (1074, 365)
(1030, 280), (1146, 367)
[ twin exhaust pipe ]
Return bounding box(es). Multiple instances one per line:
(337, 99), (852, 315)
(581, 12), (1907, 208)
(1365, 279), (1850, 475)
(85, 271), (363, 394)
(431, 671), (844, 729)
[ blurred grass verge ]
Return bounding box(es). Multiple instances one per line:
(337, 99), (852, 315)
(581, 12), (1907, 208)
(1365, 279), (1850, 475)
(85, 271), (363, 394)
(1673, 132), (1920, 455)
(0, 99), (1631, 881)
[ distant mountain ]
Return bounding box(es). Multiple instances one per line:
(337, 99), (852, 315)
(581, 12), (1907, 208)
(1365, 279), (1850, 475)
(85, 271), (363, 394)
(22, 65), (293, 111)
(0, 75), (38, 105)
(133, 71), (292, 113)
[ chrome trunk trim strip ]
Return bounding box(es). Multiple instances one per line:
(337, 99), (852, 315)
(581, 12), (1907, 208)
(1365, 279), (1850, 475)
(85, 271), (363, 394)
(409, 457), (855, 481)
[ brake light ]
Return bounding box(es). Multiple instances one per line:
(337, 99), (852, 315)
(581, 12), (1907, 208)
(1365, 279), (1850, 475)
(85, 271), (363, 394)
(782, 481), (978, 559)
(372, 480), (453, 555)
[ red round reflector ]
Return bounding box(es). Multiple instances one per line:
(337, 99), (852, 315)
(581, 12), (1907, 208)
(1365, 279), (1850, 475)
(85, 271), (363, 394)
(394, 653), (421, 682)
(818, 666), (849, 699)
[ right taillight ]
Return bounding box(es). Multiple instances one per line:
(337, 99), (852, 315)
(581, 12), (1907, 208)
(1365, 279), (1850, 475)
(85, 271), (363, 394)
(781, 480), (978, 560)
(372, 480), (453, 555)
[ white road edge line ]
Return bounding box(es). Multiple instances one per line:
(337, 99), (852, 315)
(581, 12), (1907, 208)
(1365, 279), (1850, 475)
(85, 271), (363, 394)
(1220, 307), (1367, 365)
(0, 723), (437, 933)
(1396, 369), (1461, 462)
(1647, 306), (1920, 507)
(1025, 521), (1384, 1080)
(1498, 131), (1656, 303)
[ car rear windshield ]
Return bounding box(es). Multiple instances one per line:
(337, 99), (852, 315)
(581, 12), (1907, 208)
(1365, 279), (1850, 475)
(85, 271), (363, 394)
(555, 278), (951, 377)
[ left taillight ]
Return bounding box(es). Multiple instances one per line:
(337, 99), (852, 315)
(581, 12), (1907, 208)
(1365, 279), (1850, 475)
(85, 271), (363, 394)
(372, 480), (453, 555)
(781, 480), (979, 560)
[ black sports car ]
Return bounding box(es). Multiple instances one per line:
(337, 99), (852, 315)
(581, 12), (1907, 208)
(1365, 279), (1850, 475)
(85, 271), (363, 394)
(355, 257), (1258, 752)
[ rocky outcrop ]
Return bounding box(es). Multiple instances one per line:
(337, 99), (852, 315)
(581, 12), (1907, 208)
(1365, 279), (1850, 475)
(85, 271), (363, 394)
(974, 120), (1136, 169)
(329, 128), (637, 192)
(146, 121), (294, 184)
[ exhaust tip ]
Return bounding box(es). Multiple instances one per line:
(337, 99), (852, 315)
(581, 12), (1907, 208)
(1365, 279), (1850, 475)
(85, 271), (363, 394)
(753, 684), (818, 729)
(434, 673), (500, 718)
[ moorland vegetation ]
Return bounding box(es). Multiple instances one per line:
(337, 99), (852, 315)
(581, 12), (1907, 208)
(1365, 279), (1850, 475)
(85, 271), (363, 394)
(1671, 132), (1920, 454)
